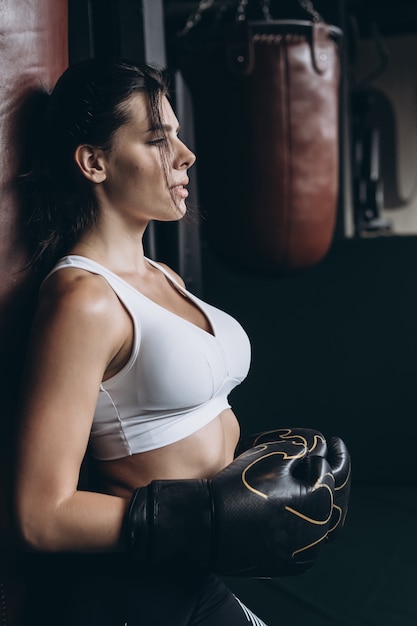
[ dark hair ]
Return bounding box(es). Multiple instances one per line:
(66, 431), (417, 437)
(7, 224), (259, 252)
(22, 58), (169, 273)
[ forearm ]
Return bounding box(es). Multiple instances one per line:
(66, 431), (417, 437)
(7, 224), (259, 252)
(18, 489), (129, 553)
(125, 442), (336, 578)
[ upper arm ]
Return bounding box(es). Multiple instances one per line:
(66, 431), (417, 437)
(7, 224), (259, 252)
(16, 273), (127, 511)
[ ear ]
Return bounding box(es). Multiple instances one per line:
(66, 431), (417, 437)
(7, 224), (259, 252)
(74, 144), (107, 183)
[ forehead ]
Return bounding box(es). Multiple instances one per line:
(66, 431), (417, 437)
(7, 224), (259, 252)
(123, 93), (177, 131)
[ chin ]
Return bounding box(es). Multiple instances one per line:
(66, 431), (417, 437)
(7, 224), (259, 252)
(169, 200), (187, 221)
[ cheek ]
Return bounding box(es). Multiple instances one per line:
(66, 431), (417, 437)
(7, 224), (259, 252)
(120, 163), (150, 192)
(111, 148), (169, 195)
(133, 155), (165, 180)
(148, 163), (170, 192)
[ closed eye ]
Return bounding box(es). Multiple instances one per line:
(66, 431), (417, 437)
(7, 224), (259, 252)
(146, 123), (180, 145)
(147, 137), (167, 146)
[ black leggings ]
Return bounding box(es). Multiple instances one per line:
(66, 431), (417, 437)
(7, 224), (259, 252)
(22, 554), (268, 626)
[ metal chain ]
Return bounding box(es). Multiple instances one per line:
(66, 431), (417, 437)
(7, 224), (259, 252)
(0, 568), (7, 626)
(259, 0), (272, 21)
(179, 0), (276, 33)
(177, 0), (216, 37)
(235, 0), (250, 21)
(298, 0), (323, 22)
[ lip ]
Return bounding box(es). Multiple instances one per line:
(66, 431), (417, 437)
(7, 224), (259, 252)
(171, 185), (189, 199)
(170, 178), (189, 189)
(170, 179), (189, 199)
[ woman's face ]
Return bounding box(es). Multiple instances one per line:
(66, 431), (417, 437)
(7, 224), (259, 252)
(97, 93), (196, 225)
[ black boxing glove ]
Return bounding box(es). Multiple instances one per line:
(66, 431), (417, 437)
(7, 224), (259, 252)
(235, 427), (327, 458)
(235, 427), (351, 540)
(326, 436), (351, 540)
(124, 439), (335, 578)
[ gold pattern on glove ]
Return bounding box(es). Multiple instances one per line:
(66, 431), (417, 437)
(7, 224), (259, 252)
(251, 428), (326, 454)
(241, 448), (308, 499)
(240, 447), (334, 560)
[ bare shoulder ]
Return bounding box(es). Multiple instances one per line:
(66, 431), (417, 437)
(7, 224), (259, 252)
(39, 267), (121, 320)
(33, 267), (129, 357)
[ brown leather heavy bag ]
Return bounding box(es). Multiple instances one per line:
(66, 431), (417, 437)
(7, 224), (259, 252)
(0, 2), (68, 624)
(179, 19), (342, 273)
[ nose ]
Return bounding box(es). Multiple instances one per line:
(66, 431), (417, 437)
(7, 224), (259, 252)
(175, 138), (196, 170)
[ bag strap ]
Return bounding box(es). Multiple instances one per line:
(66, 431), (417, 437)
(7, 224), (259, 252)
(177, 0), (215, 37)
(178, 0), (325, 36)
(177, 0), (337, 76)
(235, 0), (274, 21)
(297, 0), (324, 23)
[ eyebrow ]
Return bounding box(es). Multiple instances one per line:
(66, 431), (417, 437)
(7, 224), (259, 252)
(146, 124), (180, 134)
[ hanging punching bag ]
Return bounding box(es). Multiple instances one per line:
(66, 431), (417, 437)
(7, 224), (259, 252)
(177, 3), (342, 273)
(0, 2), (68, 624)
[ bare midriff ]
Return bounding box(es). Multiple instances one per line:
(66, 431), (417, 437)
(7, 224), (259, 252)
(92, 408), (240, 498)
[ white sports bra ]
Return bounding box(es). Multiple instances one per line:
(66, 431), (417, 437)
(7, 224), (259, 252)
(47, 255), (251, 460)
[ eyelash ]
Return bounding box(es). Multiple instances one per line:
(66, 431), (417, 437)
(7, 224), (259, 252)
(148, 137), (167, 146)
(148, 131), (181, 147)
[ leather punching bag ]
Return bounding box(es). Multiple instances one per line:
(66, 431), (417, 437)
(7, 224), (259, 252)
(178, 17), (342, 273)
(0, 2), (68, 624)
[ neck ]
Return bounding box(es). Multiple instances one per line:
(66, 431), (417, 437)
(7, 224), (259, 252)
(71, 221), (151, 275)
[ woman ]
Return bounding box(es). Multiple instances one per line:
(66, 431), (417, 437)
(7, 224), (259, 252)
(15, 58), (344, 625)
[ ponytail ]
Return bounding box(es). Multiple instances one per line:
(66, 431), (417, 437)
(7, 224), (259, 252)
(19, 88), (96, 275)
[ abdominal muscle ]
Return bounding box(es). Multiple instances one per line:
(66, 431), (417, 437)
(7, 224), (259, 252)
(92, 408), (240, 498)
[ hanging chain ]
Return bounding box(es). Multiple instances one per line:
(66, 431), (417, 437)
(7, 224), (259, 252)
(0, 568), (7, 626)
(179, 0), (276, 33)
(235, 0), (250, 21)
(177, 0), (216, 37)
(298, 0), (323, 22)
(259, 0), (272, 21)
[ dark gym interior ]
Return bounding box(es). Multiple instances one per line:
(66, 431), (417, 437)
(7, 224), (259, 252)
(1, 1), (417, 624)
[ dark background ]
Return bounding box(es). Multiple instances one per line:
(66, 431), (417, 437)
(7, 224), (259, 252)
(1, 1), (417, 624)
(66, 2), (417, 624)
